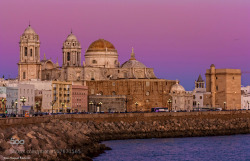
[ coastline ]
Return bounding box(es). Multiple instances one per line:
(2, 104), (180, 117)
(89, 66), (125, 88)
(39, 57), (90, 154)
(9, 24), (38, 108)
(0, 111), (250, 160)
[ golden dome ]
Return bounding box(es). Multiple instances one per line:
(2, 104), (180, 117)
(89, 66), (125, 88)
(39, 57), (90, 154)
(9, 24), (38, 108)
(87, 39), (117, 52)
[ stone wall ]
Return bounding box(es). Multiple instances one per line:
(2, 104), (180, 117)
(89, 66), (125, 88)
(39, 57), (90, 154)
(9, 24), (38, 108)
(1, 111), (250, 160)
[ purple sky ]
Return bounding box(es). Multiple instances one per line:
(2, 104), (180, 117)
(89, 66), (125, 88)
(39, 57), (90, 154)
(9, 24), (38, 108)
(0, 0), (250, 90)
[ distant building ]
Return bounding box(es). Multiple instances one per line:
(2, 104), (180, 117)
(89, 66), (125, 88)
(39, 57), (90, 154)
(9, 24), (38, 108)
(18, 84), (35, 114)
(241, 86), (250, 110)
(6, 85), (18, 114)
(52, 81), (72, 113)
(72, 85), (88, 112)
(192, 75), (211, 108)
(170, 81), (193, 112)
(205, 64), (241, 110)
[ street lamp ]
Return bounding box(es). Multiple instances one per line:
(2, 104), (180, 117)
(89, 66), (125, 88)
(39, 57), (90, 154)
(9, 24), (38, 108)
(89, 101), (93, 113)
(51, 100), (56, 114)
(61, 102), (65, 113)
(168, 99), (172, 112)
(224, 102), (226, 110)
(98, 102), (103, 113)
(135, 102), (138, 112)
(20, 97), (26, 106)
(1, 98), (6, 114)
(36, 102), (39, 113)
(197, 102), (200, 111)
(15, 99), (18, 115)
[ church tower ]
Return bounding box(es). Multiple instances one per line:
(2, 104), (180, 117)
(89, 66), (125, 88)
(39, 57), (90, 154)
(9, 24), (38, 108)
(18, 25), (41, 81)
(62, 31), (81, 67)
(195, 74), (206, 92)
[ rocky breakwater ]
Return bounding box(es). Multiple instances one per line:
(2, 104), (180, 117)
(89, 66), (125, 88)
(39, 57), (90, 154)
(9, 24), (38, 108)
(0, 111), (250, 160)
(0, 119), (110, 161)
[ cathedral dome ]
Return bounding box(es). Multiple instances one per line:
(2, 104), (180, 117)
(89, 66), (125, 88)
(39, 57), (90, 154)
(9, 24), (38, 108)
(121, 60), (146, 68)
(87, 39), (117, 52)
(121, 47), (147, 68)
(23, 25), (36, 34)
(171, 81), (185, 93)
(66, 33), (78, 41)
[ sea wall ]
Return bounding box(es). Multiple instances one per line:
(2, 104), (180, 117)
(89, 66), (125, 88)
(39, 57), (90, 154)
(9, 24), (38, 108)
(0, 111), (250, 160)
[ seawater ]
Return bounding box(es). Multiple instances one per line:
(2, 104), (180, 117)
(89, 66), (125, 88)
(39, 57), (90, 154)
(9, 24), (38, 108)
(94, 134), (250, 161)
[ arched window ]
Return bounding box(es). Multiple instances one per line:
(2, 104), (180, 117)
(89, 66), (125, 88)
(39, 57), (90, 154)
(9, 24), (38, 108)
(24, 47), (27, 56)
(112, 91), (116, 95)
(67, 52), (70, 61)
(30, 49), (32, 56)
(92, 60), (97, 64)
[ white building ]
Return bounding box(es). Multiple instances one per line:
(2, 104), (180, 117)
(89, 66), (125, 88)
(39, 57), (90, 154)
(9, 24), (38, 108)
(18, 84), (35, 114)
(241, 86), (250, 110)
(6, 84), (18, 114)
(192, 75), (211, 108)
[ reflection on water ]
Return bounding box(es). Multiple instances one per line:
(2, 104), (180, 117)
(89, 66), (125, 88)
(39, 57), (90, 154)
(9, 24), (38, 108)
(94, 134), (250, 161)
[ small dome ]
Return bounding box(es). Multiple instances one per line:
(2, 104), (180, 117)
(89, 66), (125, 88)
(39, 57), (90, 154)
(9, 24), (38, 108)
(121, 60), (146, 68)
(66, 33), (78, 41)
(23, 25), (36, 34)
(171, 81), (185, 93)
(87, 39), (116, 52)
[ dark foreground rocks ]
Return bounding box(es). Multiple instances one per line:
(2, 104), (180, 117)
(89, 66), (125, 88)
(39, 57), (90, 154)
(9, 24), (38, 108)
(0, 112), (250, 160)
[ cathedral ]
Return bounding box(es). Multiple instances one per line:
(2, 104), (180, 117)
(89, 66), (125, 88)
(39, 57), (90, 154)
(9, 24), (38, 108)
(18, 25), (177, 112)
(18, 25), (156, 82)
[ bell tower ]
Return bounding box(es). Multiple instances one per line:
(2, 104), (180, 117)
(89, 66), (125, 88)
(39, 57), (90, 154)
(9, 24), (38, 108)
(62, 31), (81, 67)
(18, 25), (41, 81)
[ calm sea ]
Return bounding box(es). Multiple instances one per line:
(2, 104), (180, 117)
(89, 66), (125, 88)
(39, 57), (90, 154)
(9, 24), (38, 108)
(94, 134), (250, 161)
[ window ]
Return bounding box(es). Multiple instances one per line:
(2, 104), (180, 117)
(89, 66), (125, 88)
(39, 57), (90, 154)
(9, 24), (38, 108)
(216, 86), (218, 91)
(233, 77), (234, 80)
(114, 60), (117, 65)
(23, 72), (26, 79)
(112, 91), (116, 95)
(92, 60), (97, 64)
(200, 96), (202, 99)
(193, 95), (195, 99)
(30, 49), (32, 56)
(216, 77), (218, 80)
(24, 47), (27, 56)
(67, 52), (70, 61)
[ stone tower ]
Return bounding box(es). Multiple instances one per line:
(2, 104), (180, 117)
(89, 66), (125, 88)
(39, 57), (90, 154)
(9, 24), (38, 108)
(18, 25), (41, 81)
(62, 32), (81, 67)
(205, 64), (241, 110)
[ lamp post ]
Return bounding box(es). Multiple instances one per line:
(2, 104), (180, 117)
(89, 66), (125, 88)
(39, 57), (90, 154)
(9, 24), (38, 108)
(20, 97), (26, 106)
(197, 102), (200, 111)
(51, 100), (56, 114)
(15, 99), (18, 115)
(36, 102), (39, 113)
(1, 98), (6, 114)
(98, 102), (103, 113)
(168, 99), (172, 112)
(89, 101), (93, 113)
(223, 102), (226, 110)
(61, 102), (65, 113)
(247, 101), (249, 110)
(135, 102), (138, 112)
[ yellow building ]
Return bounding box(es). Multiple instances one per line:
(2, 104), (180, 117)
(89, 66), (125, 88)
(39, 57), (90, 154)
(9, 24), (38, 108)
(52, 81), (72, 113)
